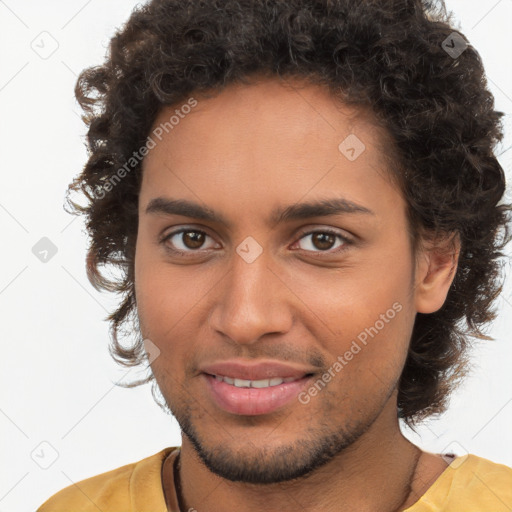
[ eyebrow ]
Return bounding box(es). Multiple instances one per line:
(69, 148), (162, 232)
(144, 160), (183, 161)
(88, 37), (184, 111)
(145, 196), (374, 227)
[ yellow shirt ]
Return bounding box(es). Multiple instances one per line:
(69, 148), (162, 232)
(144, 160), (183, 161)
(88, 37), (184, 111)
(37, 447), (512, 511)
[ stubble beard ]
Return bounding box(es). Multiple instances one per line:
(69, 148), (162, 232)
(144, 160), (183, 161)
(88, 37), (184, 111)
(159, 385), (378, 485)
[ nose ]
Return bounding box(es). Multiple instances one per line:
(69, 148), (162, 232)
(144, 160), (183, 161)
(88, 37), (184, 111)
(208, 249), (293, 345)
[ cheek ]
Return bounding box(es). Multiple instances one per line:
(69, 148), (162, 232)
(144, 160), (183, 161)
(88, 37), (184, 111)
(290, 257), (411, 332)
(134, 246), (216, 361)
(289, 255), (414, 373)
(135, 239), (184, 318)
(135, 243), (179, 340)
(136, 268), (191, 337)
(134, 268), (191, 381)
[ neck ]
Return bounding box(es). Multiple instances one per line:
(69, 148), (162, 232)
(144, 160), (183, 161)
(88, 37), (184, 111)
(169, 410), (431, 512)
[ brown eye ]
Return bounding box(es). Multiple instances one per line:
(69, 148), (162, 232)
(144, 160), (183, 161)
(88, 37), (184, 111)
(181, 231), (205, 249)
(295, 229), (352, 254)
(310, 232), (336, 251)
(161, 229), (217, 254)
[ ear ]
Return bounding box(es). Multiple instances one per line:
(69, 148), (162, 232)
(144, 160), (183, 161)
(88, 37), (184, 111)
(414, 232), (461, 314)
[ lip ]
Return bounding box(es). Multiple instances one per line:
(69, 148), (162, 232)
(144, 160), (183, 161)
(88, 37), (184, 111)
(200, 359), (315, 381)
(203, 373), (314, 415)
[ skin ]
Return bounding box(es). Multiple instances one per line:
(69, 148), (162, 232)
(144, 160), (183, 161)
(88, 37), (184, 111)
(135, 75), (460, 512)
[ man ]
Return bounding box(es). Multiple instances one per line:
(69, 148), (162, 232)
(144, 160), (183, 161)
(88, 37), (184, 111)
(38, 0), (512, 510)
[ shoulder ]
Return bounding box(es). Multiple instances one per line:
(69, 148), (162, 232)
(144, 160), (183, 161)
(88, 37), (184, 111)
(466, 454), (512, 494)
(36, 447), (178, 512)
(415, 454), (512, 511)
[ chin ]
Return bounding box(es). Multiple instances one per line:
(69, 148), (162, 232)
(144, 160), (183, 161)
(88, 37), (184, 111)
(175, 405), (368, 484)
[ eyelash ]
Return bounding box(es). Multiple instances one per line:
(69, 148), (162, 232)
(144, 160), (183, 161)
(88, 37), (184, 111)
(160, 227), (353, 257)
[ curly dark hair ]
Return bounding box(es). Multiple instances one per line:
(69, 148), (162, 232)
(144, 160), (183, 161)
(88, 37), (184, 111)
(67, 0), (511, 425)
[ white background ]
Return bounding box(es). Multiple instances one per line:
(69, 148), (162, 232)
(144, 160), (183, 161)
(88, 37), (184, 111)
(0, 1), (511, 511)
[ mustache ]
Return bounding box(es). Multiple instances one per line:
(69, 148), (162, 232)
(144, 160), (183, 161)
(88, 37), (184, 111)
(188, 344), (328, 374)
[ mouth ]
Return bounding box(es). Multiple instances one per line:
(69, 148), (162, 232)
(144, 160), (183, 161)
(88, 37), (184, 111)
(202, 372), (316, 416)
(207, 373), (313, 388)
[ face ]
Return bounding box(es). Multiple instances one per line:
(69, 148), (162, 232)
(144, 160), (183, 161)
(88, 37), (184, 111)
(135, 76), (421, 484)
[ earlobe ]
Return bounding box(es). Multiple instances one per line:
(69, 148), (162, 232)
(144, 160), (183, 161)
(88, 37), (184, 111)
(414, 233), (460, 314)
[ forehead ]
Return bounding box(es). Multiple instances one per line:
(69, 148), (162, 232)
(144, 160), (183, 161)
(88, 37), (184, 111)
(140, 76), (403, 228)
(150, 75), (384, 151)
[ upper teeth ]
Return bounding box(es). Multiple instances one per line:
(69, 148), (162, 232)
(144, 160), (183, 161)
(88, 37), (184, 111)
(214, 375), (298, 388)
